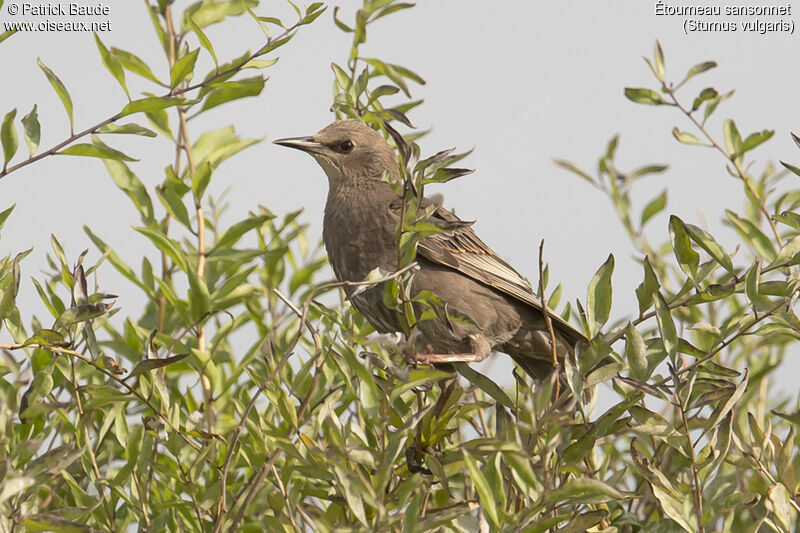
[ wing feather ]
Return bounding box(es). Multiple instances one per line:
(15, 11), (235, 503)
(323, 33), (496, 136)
(393, 199), (584, 342)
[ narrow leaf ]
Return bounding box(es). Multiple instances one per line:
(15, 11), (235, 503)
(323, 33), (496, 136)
(21, 105), (40, 156)
(187, 16), (218, 69)
(672, 127), (705, 146)
(669, 215), (699, 282)
(653, 292), (677, 362)
(127, 353), (189, 380)
(1, 109), (17, 167)
(37, 59), (74, 130)
(624, 87), (665, 105)
(586, 254), (614, 337)
(641, 189), (667, 227)
(170, 48), (200, 88)
(94, 33), (129, 99)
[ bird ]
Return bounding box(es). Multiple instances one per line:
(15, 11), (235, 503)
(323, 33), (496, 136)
(274, 119), (585, 381)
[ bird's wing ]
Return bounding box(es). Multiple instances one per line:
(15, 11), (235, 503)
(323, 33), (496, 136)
(391, 196), (585, 342)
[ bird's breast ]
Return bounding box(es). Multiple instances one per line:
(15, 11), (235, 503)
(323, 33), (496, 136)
(322, 197), (397, 284)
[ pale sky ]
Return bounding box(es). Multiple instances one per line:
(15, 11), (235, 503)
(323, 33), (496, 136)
(2, 1), (799, 394)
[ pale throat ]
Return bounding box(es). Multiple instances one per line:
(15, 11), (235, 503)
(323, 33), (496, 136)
(314, 156), (344, 185)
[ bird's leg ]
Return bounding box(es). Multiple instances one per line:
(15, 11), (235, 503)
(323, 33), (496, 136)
(415, 334), (491, 364)
(415, 352), (488, 364)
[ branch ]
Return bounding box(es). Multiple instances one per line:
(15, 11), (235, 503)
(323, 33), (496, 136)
(0, 16), (307, 181)
(665, 88), (783, 247)
(537, 240), (560, 400)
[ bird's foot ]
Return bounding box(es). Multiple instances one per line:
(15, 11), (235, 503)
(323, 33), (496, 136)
(415, 352), (488, 364)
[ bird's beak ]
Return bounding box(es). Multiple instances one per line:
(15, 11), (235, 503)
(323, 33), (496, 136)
(273, 135), (324, 155)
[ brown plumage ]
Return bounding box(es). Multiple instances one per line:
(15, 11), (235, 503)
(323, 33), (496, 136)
(275, 120), (585, 380)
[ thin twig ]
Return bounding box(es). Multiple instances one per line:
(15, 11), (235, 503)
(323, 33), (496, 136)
(221, 266), (416, 530)
(0, 17), (307, 181)
(665, 88), (783, 247)
(1, 342), (204, 452)
(538, 239), (560, 400)
(673, 367), (705, 533)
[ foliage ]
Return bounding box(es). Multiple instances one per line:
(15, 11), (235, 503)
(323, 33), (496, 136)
(0, 3), (799, 532)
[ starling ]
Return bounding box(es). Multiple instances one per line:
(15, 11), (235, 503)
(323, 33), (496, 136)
(275, 120), (585, 380)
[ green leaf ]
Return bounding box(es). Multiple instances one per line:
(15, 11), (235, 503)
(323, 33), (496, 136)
(145, 108), (174, 139)
(37, 58), (74, 130)
(192, 161), (212, 199)
(155, 186), (192, 230)
(187, 16), (218, 69)
(97, 123), (157, 137)
(725, 210), (777, 261)
(0, 204), (15, 234)
(641, 189), (667, 227)
(741, 129), (774, 155)
(171, 48), (200, 88)
(683, 221), (734, 274)
(649, 485), (696, 533)
(58, 139), (137, 162)
(586, 254), (614, 337)
(624, 87), (665, 105)
(127, 353), (189, 380)
(187, 269), (210, 321)
(1, 108), (18, 168)
(692, 87), (718, 112)
(110, 47), (163, 85)
(242, 58), (279, 70)
(53, 302), (114, 329)
(461, 451), (499, 528)
(744, 260), (773, 312)
(653, 292), (677, 362)
(628, 164), (668, 181)
(0, 30), (16, 45)
(554, 159), (594, 185)
(704, 91), (734, 123)
(366, 84), (399, 107)
(182, 0), (258, 29)
(119, 97), (189, 118)
(301, 2), (326, 24)
(625, 322), (648, 380)
(768, 483), (795, 531)
(331, 62), (353, 94)
(672, 127), (705, 145)
(669, 215), (700, 282)
(0, 253), (22, 320)
(702, 369), (748, 439)
(766, 235), (800, 269)
(94, 33), (129, 99)
(363, 58), (425, 97)
(102, 158), (154, 224)
(453, 363), (513, 409)
(191, 126), (259, 169)
(564, 350), (583, 402)
(21, 105), (40, 156)
(21, 329), (64, 348)
(212, 213), (274, 251)
(723, 118), (742, 159)
(200, 76), (265, 112)
(133, 226), (189, 272)
(544, 477), (629, 505)
(653, 41), (665, 80)
(84, 227), (155, 299)
(680, 61), (717, 86)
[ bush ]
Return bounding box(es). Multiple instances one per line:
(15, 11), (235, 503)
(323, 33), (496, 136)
(0, 3), (798, 532)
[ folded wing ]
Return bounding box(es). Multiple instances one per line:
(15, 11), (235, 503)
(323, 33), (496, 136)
(391, 197), (585, 344)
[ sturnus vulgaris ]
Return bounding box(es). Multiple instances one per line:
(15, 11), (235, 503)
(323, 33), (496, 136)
(275, 120), (585, 380)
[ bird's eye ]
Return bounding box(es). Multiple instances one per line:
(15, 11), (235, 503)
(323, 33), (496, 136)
(339, 140), (355, 153)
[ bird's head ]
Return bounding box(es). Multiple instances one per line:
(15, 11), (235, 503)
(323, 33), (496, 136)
(274, 119), (397, 188)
